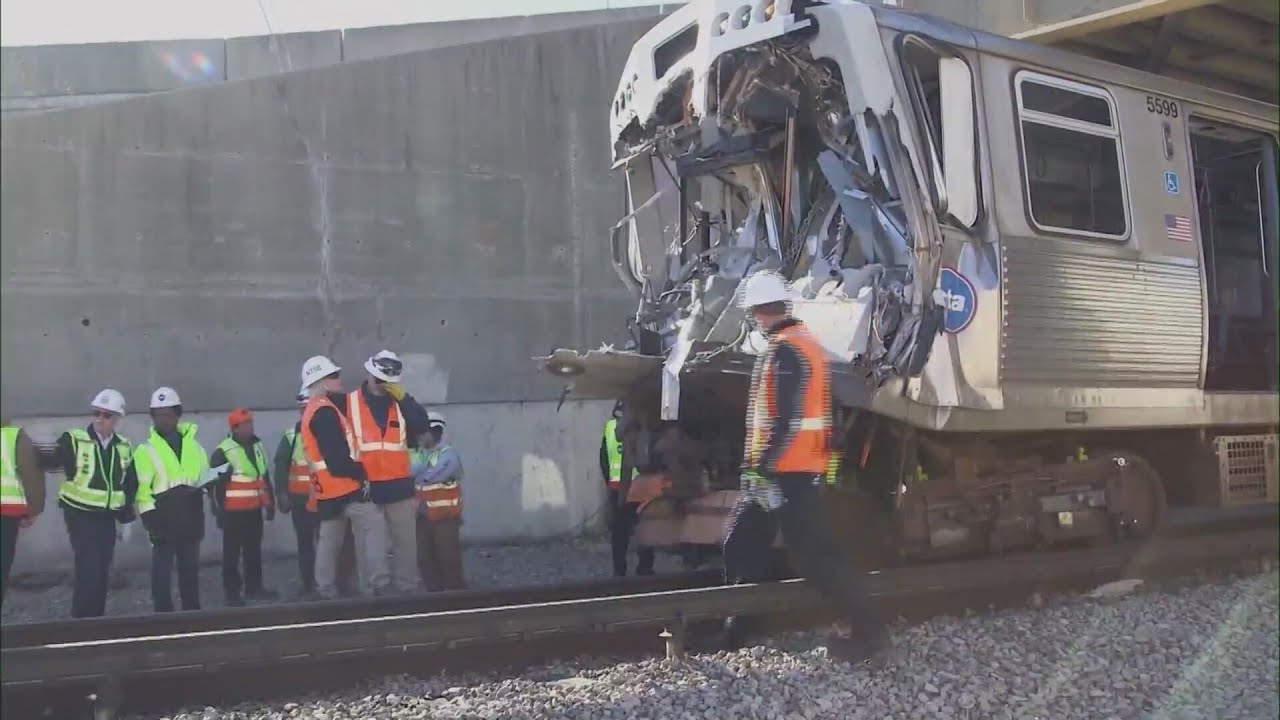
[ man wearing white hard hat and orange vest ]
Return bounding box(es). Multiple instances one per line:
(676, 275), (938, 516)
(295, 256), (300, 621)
(134, 386), (210, 612)
(720, 269), (890, 663)
(347, 350), (431, 594)
(53, 389), (137, 617)
(298, 355), (392, 598)
(411, 411), (465, 591)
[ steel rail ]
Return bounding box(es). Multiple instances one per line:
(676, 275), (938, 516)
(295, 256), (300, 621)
(4, 503), (1271, 649)
(4, 524), (1274, 688)
(0, 569), (723, 647)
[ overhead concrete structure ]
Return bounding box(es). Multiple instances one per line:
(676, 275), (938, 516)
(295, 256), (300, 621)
(1014, 0), (1278, 105)
(0, 6), (670, 116)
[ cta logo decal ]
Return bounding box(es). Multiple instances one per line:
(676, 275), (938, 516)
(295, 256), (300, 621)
(938, 267), (976, 334)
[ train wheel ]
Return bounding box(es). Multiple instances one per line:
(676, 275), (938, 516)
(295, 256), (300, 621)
(1114, 453), (1167, 539)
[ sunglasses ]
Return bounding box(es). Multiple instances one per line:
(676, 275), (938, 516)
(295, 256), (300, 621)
(92, 411), (118, 419)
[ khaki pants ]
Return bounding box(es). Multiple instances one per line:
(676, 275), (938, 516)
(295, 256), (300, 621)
(380, 497), (420, 593)
(316, 500), (389, 598)
(416, 515), (465, 591)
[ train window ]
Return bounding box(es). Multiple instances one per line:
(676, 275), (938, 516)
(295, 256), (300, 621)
(1015, 71), (1128, 239)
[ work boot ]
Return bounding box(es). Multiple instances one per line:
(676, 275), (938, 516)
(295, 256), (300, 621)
(247, 587), (279, 601)
(225, 595), (246, 608)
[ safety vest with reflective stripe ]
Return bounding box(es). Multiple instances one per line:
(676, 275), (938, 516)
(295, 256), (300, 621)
(603, 417), (625, 491)
(59, 428), (133, 511)
(347, 389), (410, 482)
(745, 322), (831, 475)
(283, 428), (312, 496)
(301, 396), (362, 502)
(215, 437), (272, 511)
(0, 426), (27, 517)
(133, 423), (208, 515)
(412, 446), (462, 521)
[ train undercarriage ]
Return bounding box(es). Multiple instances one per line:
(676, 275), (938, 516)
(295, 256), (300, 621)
(614, 374), (1275, 568)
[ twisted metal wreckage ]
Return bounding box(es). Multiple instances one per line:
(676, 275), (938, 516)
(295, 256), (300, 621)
(546, 0), (973, 418)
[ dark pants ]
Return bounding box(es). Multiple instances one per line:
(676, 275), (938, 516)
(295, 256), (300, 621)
(151, 539), (201, 612)
(416, 516), (465, 591)
(608, 489), (654, 577)
(0, 516), (18, 606)
(221, 510), (264, 600)
(64, 507), (117, 618)
(288, 497), (319, 592)
(723, 475), (886, 648)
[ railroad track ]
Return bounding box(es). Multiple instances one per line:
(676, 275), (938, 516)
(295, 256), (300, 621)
(2, 510), (1275, 719)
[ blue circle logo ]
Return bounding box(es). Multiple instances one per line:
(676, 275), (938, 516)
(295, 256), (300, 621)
(938, 267), (976, 334)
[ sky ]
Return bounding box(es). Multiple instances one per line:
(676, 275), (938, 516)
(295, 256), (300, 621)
(0, 0), (682, 47)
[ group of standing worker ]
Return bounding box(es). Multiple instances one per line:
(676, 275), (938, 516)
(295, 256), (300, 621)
(0, 349), (467, 616)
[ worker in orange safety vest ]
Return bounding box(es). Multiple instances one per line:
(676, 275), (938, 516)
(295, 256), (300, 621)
(209, 407), (277, 606)
(411, 412), (465, 591)
(719, 269), (890, 664)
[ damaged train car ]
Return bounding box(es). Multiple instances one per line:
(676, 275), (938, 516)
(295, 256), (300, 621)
(541, 0), (1279, 564)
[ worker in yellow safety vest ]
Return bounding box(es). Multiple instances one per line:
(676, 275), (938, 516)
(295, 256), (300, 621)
(53, 389), (137, 618)
(134, 386), (210, 612)
(601, 401), (654, 577)
(1, 413), (46, 608)
(411, 412), (465, 591)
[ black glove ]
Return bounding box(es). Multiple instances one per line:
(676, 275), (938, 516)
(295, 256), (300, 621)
(357, 480), (371, 502)
(116, 505), (136, 525)
(277, 494), (292, 515)
(140, 510), (161, 541)
(212, 506), (223, 531)
(265, 505), (275, 522)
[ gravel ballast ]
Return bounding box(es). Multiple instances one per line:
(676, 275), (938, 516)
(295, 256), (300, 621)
(0, 537), (689, 624)
(130, 570), (1278, 720)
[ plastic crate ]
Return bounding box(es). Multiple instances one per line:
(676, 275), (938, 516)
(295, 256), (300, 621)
(1213, 434), (1279, 507)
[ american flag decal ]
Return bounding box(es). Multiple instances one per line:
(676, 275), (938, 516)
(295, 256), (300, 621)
(1164, 213), (1194, 242)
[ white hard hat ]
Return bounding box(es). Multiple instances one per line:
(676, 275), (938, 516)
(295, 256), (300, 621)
(364, 350), (404, 383)
(427, 411), (446, 429)
(90, 388), (126, 416)
(149, 386), (181, 409)
(738, 269), (795, 309)
(300, 355), (341, 390)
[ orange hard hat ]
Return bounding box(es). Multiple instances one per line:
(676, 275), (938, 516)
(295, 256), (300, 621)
(227, 407), (253, 429)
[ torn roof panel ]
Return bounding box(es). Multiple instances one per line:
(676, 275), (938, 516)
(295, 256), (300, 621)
(537, 348), (664, 398)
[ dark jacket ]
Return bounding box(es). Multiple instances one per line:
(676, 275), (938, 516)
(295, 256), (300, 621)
(208, 435), (270, 515)
(140, 428), (205, 545)
(751, 317), (809, 476)
(272, 422), (303, 502)
(54, 425), (137, 520)
(307, 393), (367, 520)
(12, 428), (46, 517)
(328, 383), (431, 505)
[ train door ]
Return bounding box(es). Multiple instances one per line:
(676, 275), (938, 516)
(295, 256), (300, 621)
(1188, 117), (1279, 392)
